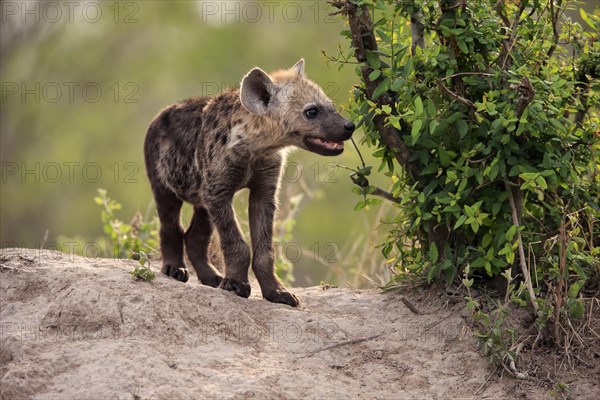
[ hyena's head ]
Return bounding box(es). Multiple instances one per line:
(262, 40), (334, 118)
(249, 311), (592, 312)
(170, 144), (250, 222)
(239, 59), (355, 156)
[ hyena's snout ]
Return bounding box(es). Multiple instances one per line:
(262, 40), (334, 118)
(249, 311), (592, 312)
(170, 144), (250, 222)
(342, 119), (356, 140)
(342, 119), (356, 141)
(304, 114), (355, 156)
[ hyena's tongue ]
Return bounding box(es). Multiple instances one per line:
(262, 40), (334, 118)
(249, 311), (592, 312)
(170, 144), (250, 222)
(306, 137), (344, 151)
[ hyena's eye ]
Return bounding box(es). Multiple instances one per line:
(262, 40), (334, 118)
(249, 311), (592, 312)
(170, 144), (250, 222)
(304, 107), (319, 119)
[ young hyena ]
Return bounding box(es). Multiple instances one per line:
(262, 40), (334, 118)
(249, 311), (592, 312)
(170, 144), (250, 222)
(144, 59), (355, 307)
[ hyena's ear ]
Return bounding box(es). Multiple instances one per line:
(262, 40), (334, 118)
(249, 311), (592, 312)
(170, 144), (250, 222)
(291, 59), (305, 77)
(240, 68), (273, 115)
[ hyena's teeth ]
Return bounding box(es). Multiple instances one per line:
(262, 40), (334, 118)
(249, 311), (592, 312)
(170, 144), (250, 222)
(307, 137), (344, 150)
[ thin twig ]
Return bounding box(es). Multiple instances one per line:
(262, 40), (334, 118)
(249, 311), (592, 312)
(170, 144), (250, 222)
(335, 163), (402, 204)
(437, 79), (477, 111)
(304, 333), (383, 357)
(371, 187), (402, 204)
(350, 137), (366, 169)
(554, 218), (568, 341)
(443, 72), (495, 80)
(474, 366), (498, 396)
(547, 0), (560, 58)
(500, 0), (529, 70)
(423, 313), (455, 333)
(504, 180), (539, 313)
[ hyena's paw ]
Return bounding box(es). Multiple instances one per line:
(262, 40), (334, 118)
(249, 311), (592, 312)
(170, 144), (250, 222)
(163, 265), (189, 283)
(200, 272), (223, 288)
(219, 278), (251, 298)
(263, 289), (300, 307)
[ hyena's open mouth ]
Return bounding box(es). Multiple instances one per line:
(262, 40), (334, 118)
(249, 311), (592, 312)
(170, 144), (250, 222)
(304, 136), (344, 156)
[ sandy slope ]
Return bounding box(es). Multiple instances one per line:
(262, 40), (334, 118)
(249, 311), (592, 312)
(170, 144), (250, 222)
(0, 248), (554, 399)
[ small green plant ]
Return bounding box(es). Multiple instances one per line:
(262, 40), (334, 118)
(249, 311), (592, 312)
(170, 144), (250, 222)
(463, 267), (515, 365)
(129, 251), (156, 282)
(94, 189), (159, 280)
(548, 381), (570, 399)
(274, 194), (304, 286)
(473, 303), (517, 367)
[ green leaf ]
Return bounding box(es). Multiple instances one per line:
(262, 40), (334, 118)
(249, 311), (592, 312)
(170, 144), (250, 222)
(506, 225), (517, 241)
(426, 100), (436, 118)
(484, 261), (493, 277)
(414, 96), (423, 116)
(429, 120), (439, 134)
(368, 69), (381, 82)
(366, 51), (381, 69)
(456, 119), (469, 137)
(482, 234), (492, 248)
(438, 147), (451, 167)
(411, 119), (423, 145)
(506, 249), (515, 264)
(428, 242), (439, 262)
(492, 202), (502, 216)
(489, 164), (499, 181)
(439, 25), (453, 37)
(535, 176), (547, 189)
(427, 263), (440, 283)
(472, 257), (486, 269)
(354, 200), (367, 211)
(568, 279), (586, 299)
(457, 179), (468, 193)
(454, 215), (467, 229)
(568, 299), (585, 319)
(387, 115), (401, 130)
(580, 8), (597, 30)
(372, 76), (391, 99)
(464, 204), (475, 218)
(549, 118), (565, 132)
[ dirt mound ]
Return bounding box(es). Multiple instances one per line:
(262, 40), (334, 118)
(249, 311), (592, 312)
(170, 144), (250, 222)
(0, 248), (586, 399)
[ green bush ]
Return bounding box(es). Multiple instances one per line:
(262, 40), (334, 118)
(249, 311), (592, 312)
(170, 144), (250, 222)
(331, 0), (599, 356)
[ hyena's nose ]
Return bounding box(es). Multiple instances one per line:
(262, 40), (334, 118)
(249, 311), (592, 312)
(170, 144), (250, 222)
(344, 121), (355, 134)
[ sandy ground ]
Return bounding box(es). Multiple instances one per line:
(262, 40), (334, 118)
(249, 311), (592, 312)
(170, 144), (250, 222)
(0, 248), (592, 399)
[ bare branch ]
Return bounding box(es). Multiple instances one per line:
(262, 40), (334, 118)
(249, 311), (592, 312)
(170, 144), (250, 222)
(547, 0), (560, 58)
(304, 333), (383, 357)
(437, 79), (477, 111)
(443, 72), (495, 80)
(410, 10), (425, 55)
(504, 180), (539, 313)
(509, 76), (535, 118)
(493, 0), (511, 27)
(371, 187), (401, 204)
(499, 0), (529, 70)
(554, 218), (569, 342)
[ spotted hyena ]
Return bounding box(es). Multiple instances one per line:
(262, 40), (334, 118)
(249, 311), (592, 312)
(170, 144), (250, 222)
(144, 59), (355, 306)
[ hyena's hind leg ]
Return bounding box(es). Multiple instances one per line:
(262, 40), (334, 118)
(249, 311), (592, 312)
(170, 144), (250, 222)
(154, 185), (189, 282)
(185, 206), (223, 288)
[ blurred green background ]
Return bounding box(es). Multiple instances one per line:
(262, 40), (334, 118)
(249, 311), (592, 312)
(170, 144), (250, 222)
(0, 0), (391, 287)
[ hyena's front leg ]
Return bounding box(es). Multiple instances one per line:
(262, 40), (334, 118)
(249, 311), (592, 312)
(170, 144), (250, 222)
(248, 176), (300, 307)
(205, 192), (252, 298)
